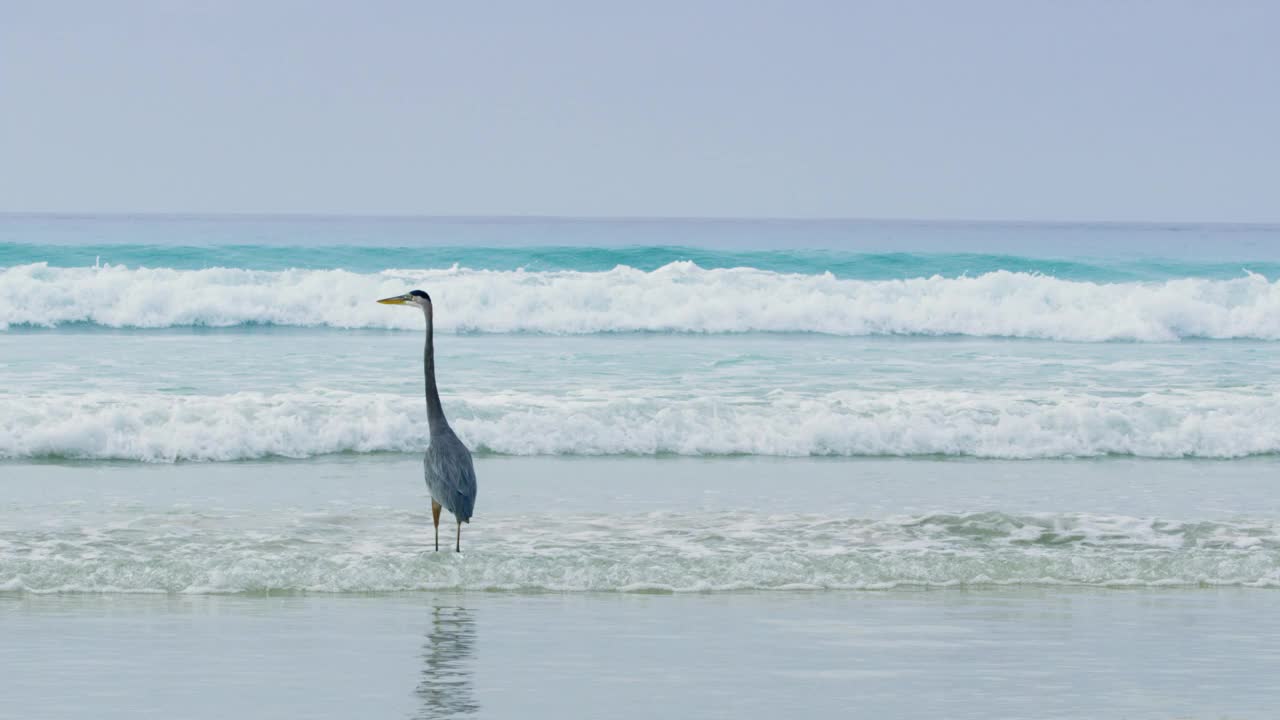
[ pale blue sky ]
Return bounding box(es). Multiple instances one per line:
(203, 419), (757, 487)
(2, 0), (1277, 221)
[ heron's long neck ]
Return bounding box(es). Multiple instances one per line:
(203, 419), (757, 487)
(423, 304), (448, 433)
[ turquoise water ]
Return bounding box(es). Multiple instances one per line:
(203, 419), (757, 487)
(6, 242), (1280, 280)
(3, 215), (1279, 594)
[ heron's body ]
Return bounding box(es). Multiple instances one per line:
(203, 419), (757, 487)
(379, 289), (477, 551)
(425, 428), (476, 524)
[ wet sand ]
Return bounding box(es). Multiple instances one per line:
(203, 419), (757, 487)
(6, 587), (1279, 719)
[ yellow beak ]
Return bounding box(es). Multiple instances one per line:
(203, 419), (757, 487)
(377, 295), (410, 305)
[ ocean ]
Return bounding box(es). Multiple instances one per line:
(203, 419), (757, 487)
(3, 215), (1280, 718)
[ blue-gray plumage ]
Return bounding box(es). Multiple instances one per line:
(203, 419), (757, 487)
(379, 289), (477, 552)
(425, 431), (477, 525)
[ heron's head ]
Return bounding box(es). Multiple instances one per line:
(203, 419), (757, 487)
(377, 289), (431, 308)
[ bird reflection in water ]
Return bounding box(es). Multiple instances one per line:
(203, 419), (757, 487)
(416, 605), (479, 719)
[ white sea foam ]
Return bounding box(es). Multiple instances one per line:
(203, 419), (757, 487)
(4, 387), (1280, 461)
(3, 510), (1276, 594)
(6, 262), (1280, 340)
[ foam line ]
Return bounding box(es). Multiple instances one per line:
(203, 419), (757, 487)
(6, 262), (1280, 340)
(4, 388), (1280, 461)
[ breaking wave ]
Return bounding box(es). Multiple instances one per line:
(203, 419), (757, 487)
(6, 262), (1280, 340)
(5, 388), (1280, 461)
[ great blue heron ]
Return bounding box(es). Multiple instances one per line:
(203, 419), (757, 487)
(378, 290), (477, 552)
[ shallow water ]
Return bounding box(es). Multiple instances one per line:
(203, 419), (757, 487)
(4, 456), (1278, 594)
(6, 456), (1279, 716)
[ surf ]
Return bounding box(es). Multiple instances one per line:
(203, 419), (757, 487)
(6, 261), (1280, 341)
(6, 387), (1280, 461)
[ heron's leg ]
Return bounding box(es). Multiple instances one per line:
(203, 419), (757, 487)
(456, 520), (462, 553)
(431, 500), (442, 552)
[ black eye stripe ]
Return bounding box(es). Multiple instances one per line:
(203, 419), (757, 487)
(409, 290), (431, 301)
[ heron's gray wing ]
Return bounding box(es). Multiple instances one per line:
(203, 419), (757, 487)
(424, 431), (478, 522)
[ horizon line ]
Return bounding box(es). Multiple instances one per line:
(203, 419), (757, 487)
(0, 210), (1277, 229)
